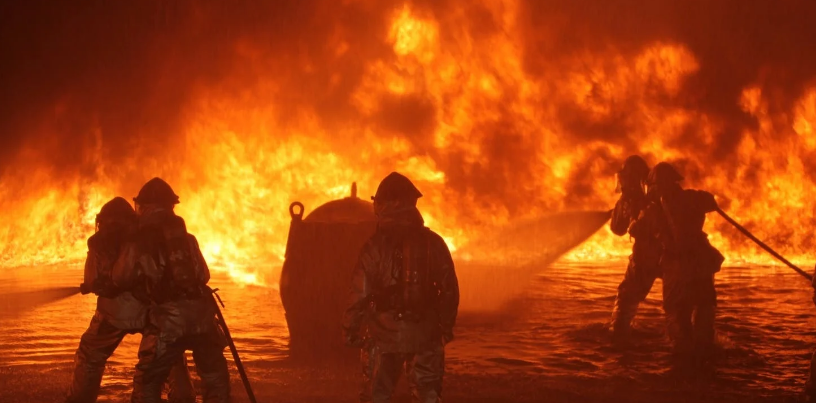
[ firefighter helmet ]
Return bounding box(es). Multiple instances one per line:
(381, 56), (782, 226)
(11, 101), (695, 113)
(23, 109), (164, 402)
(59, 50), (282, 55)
(96, 197), (136, 225)
(646, 162), (684, 186)
(371, 172), (423, 201)
(620, 155), (650, 182)
(133, 177), (180, 205)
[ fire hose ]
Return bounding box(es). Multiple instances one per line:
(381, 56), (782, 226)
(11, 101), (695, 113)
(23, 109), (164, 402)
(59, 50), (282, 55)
(716, 207), (813, 282)
(211, 288), (258, 403)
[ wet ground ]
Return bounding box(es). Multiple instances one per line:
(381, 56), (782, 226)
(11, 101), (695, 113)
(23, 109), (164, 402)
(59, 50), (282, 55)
(1, 261), (814, 402)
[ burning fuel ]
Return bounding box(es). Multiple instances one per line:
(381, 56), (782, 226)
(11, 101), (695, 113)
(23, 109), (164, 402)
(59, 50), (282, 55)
(2, 1), (816, 284)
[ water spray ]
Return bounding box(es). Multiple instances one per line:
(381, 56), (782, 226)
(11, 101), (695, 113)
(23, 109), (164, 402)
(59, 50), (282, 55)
(455, 209), (612, 311)
(0, 286), (81, 315)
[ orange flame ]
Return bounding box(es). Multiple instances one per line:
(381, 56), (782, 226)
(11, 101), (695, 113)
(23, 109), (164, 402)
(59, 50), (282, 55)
(2, 2), (816, 286)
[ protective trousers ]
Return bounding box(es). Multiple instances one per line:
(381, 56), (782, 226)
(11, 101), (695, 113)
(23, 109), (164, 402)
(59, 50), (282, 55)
(131, 330), (230, 403)
(66, 313), (194, 403)
(360, 344), (444, 403)
(662, 260), (716, 356)
(611, 254), (659, 338)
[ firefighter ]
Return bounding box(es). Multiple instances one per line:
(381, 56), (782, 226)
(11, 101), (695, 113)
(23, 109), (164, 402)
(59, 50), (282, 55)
(112, 178), (230, 403)
(629, 162), (723, 360)
(343, 172), (459, 403)
(66, 197), (195, 403)
(609, 155), (662, 342)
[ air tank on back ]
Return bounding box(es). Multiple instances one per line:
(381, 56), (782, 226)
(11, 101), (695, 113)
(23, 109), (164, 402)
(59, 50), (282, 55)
(280, 183), (377, 360)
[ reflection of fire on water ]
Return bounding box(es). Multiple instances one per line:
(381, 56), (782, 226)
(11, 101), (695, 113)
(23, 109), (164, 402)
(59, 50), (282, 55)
(2, 1), (816, 288)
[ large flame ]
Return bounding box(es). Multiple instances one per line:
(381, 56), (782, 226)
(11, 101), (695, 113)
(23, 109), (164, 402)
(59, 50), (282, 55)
(2, 1), (816, 285)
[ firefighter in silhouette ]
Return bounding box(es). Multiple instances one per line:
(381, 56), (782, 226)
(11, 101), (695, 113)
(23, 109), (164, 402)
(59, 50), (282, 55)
(609, 155), (662, 342)
(343, 172), (459, 403)
(113, 178), (230, 403)
(66, 197), (195, 403)
(629, 163), (722, 359)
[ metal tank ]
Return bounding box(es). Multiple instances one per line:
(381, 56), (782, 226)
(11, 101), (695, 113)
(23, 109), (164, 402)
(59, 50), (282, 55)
(280, 183), (376, 360)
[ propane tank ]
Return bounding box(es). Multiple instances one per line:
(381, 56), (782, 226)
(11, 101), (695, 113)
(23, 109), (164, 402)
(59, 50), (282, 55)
(280, 183), (376, 360)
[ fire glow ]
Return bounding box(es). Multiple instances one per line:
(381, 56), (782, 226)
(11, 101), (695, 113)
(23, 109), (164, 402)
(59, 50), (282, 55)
(2, 1), (816, 286)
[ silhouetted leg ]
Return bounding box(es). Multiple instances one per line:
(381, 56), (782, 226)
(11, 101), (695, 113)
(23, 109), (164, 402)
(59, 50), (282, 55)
(692, 304), (715, 345)
(404, 354), (418, 402)
(612, 256), (657, 340)
(371, 351), (404, 403)
(191, 332), (230, 403)
(132, 332), (183, 403)
(167, 353), (196, 403)
(689, 275), (717, 371)
(692, 275), (717, 352)
(360, 345), (377, 403)
(406, 344), (444, 403)
(66, 314), (127, 403)
(665, 304), (694, 360)
(662, 259), (694, 358)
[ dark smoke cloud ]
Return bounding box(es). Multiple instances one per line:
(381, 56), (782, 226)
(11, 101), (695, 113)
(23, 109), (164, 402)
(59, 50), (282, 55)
(520, 0), (816, 160)
(372, 93), (437, 140)
(0, 0), (393, 177)
(1, 1), (187, 173)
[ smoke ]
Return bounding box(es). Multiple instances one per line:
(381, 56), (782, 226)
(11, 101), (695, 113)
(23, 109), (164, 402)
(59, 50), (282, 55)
(2, 0), (816, 268)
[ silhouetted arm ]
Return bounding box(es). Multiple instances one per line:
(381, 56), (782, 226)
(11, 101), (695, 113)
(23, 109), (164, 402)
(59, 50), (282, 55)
(187, 234), (210, 285)
(610, 197), (632, 236)
(433, 234), (459, 343)
(82, 239), (100, 288)
(112, 241), (139, 290)
(687, 190), (718, 213)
